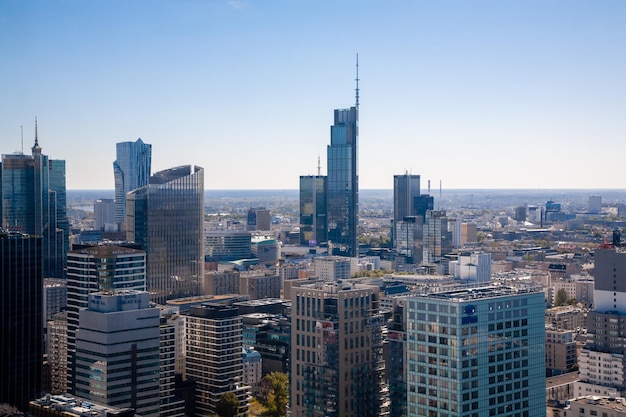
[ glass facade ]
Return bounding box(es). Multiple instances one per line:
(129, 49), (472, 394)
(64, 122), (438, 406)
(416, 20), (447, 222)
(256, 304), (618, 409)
(113, 138), (152, 224)
(394, 174), (421, 222)
(0, 232), (43, 411)
(127, 165), (204, 304)
(1, 138), (67, 278)
(327, 107), (358, 257)
(405, 286), (546, 417)
(299, 175), (327, 246)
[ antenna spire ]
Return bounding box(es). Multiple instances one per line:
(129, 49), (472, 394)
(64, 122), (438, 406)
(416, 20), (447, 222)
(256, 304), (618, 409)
(34, 117), (39, 146)
(21, 125), (24, 154)
(317, 154), (321, 177)
(355, 53), (360, 109)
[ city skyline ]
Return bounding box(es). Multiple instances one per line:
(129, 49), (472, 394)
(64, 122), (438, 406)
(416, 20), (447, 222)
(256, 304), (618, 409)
(2, 1), (626, 190)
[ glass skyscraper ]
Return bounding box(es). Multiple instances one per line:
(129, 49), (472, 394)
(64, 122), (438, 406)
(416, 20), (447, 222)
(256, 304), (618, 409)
(327, 107), (358, 257)
(0, 231), (42, 411)
(393, 173), (421, 223)
(127, 165), (204, 304)
(405, 285), (546, 417)
(299, 174), (327, 246)
(1, 130), (68, 278)
(113, 138), (152, 225)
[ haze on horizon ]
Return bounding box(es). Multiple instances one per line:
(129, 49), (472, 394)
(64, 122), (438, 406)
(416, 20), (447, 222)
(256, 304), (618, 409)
(2, 1), (625, 191)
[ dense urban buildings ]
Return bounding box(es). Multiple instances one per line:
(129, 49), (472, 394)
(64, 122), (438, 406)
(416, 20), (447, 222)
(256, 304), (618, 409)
(1, 128), (68, 278)
(393, 173), (421, 223)
(405, 285), (546, 417)
(0, 231), (43, 412)
(290, 281), (387, 417)
(113, 138), (152, 226)
(299, 174), (327, 246)
(127, 165), (204, 303)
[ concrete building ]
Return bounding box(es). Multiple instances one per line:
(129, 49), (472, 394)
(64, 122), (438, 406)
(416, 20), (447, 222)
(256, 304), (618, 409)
(405, 285), (546, 417)
(29, 394), (135, 417)
(247, 208), (271, 231)
(185, 304), (251, 417)
(94, 198), (115, 231)
(546, 330), (577, 376)
(47, 311), (68, 395)
(545, 306), (582, 331)
(314, 255), (353, 281)
(461, 222), (478, 246)
(450, 251), (492, 283)
(242, 348), (263, 395)
(290, 281), (387, 417)
(43, 278), (67, 331)
(589, 195), (602, 214)
(75, 291), (160, 417)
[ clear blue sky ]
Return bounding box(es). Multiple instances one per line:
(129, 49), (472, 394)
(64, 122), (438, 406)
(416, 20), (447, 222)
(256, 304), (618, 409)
(1, 1), (625, 190)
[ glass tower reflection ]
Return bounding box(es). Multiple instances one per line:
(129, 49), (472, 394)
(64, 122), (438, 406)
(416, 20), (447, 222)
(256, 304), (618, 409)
(127, 165), (204, 304)
(327, 107), (358, 257)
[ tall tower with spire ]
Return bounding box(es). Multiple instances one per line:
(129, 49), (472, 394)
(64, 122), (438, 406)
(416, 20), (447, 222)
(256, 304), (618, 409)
(0, 119), (68, 278)
(325, 55), (360, 257)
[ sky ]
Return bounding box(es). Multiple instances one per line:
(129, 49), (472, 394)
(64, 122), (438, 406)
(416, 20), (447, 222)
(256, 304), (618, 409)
(1, 1), (626, 190)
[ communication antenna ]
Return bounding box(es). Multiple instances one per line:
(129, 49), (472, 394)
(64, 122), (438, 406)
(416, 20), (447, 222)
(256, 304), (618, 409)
(34, 117), (39, 146)
(21, 125), (23, 153)
(317, 154), (321, 177)
(355, 53), (360, 109)
(428, 179), (431, 194)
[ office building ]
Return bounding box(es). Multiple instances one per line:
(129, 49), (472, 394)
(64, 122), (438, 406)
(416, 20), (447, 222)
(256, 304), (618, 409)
(290, 281), (387, 417)
(185, 304), (251, 417)
(205, 231), (252, 262)
(113, 138), (151, 225)
(314, 255), (353, 281)
(394, 216), (423, 264)
(451, 251), (492, 283)
(327, 106), (359, 257)
(393, 173), (420, 223)
(1, 126), (68, 278)
(159, 309), (186, 417)
(422, 210), (452, 265)
(589, 195), (602, 214)
(247, 207), (271, 231)
(405, 285), (546, 417)
(127, 165), (204, 303)
(0, 231), (43, 411)
(66, 244), (146, 393)
(43, 278), (67, 330)
(299, 174), (327, 246)
(413, 194), (434, 223)
(75, 291), (160, 417)
(461, 222), (478, 246)
(94, 198), (115, 231)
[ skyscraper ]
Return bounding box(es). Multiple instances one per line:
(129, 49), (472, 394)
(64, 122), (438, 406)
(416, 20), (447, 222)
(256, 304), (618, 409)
(66, 244), (147, 394)
(327, 106), (359, 257)
(185, 303), (251, 417)
(1, 123), (68, 278)
(393, 173), (420, 223)
(290, 281), (387, 417)
(113, 138), (152, 225)
(299, 174), (327, 246)
(75, 291), (160, 417)
(127, 165), (204, 304)
(405, 285), (546, 417)
(0, 231), (42, 411)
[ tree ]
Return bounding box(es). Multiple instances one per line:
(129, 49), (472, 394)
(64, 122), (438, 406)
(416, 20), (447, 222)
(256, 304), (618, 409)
(264, 372), (289, 417)
(554, 288), (570, 307)
(215, 392), (239, 417)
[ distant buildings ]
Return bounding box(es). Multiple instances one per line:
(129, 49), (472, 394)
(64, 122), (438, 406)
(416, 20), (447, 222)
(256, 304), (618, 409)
(127, 165), (204, 303)
(113, 138), (151, 226)
(94, 198), (115, 231)
(0, 231), (43, 411)
(299, 174), (327, 246)
(247, 207), (271, 231)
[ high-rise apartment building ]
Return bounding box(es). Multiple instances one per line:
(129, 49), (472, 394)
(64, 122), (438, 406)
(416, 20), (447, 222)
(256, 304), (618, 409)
(127, 165), (204, 304)
(185, 304), (251, 417)
(66, 244), (146, 393)
(1, 127), (68, 278)
(405, 285), (546, 417)
(290, 281), (387, 417)
(299, 174), (327, 246)
(75, 291), (160, 417)
(47, 311), (68, 395)
(113, 138), (151, 225)
(0, 231), (43, 411)
(327, 106), (359, 257)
